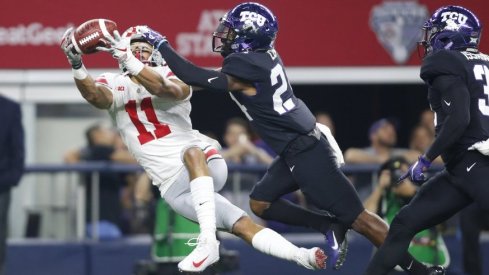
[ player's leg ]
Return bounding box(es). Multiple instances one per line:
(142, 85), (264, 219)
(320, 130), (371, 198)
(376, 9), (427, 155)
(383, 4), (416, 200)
(285, 134), (425, 272)
(169, 145), (220, 272)
(164, 158), (327, 270)
(364, 171), (472, 275)
(461, 153), (489, 275)
(249, 157), (336, 235)
(460, 204), (483, 275)
(182, 146), (217, 240)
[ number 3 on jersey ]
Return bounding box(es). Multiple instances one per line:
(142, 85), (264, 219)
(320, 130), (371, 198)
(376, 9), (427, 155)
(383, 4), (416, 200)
(125, 97), (171, 145)
(474, 64), (489, 116)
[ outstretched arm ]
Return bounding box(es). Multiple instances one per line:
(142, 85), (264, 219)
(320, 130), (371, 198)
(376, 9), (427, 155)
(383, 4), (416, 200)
(141, 27), (250, 92)
(73, 75), (113, 109)
(60, 28), (113, 109)
(96, 30), (191, 100)
(133, 67), (191, 100)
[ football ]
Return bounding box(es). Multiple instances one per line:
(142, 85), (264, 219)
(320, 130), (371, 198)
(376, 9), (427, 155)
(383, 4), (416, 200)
(71, 19), (117, 54)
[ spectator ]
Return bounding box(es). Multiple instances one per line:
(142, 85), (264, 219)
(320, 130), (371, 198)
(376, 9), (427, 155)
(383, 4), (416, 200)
(409, 124), (433, 153)
(344, 118), (411, 164)
(221, 117), (273, 165)
(363, 157), (449, 271)
(64, 123), (137, 238)
(419, 109), (436, 134)
(315, 111), (336, 136)
(0, 95), (24, 275)
(459, 203), (489, 275)
(405, 125), (442, 164)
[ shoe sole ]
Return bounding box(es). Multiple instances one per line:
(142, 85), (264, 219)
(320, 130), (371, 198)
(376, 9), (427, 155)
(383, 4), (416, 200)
(178, 257), (220, 273)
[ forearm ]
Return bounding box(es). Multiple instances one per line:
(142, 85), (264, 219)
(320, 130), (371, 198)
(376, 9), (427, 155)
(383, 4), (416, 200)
(74, 68), (112, 109)
(134, 67), (189, 100)
(157, 43), (229, 92)
(425, 75), (470, 161)
(425, 113), (468, 160)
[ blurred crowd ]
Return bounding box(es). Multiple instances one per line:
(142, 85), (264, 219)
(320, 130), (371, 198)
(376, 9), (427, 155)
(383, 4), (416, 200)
(47, 107), (487, 274)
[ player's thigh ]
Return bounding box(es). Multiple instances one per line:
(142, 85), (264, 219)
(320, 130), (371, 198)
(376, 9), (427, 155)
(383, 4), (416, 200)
(461, 154), (489, 213)
(396, 171), (471, 232)
(249, 156), (299, 203)
(289, 137), (364, 224)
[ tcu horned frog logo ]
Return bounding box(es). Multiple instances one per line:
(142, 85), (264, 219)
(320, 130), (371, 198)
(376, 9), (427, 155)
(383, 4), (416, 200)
(370, 0), (428, 64)
(239, 11), (267, 28)
(441, 12), (468, 31)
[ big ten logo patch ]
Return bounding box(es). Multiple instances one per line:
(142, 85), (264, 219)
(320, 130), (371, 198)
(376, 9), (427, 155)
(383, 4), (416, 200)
(440, 12), (468, 25)
(239, 11), (267, 28)
(176, 10), (226, 57)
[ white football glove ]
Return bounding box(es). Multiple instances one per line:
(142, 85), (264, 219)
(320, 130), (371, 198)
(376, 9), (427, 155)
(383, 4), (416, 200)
(60, 27), (83, 69)
(97, 30), (144, 75)
(96, 30), (129, 61)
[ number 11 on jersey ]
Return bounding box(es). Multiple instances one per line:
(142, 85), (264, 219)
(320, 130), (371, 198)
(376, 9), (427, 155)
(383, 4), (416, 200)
(125, 97), (171, 145)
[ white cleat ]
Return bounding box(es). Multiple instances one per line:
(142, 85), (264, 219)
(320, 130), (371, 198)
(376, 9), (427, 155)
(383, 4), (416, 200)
(295, 247), (327, 270)
(178, 236), (220, 273)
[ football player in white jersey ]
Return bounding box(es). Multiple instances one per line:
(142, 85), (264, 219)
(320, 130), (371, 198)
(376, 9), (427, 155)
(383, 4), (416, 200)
(60, 26), (327, 272)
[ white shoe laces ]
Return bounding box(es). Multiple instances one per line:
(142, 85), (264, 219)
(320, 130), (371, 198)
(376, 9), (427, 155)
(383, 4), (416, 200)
(184, 237), (202, 247)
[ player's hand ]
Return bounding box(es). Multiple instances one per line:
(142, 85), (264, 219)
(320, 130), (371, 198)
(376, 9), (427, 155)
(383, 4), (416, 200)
(398, 155), (431, 185)
(60, 27), (83, 69)
(96, 30), (131, 62)
(139, 26), (167, 48)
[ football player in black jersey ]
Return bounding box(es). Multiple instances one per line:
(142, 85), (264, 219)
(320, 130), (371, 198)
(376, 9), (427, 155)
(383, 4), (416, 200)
(138, 2), (433, 273)
(365, 5), (488, 275)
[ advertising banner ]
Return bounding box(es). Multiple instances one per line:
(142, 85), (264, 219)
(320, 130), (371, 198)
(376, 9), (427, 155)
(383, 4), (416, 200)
(1, 0), (488, 68)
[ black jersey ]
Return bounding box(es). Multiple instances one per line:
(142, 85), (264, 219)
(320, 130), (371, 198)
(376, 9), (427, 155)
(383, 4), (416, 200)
(221, 50), (316, 154)
(421, 49), (489, 163)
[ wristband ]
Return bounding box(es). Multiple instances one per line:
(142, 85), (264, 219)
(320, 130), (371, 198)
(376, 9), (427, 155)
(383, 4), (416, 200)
(123, 54), (145, 76)
(72, 65), (88, 80)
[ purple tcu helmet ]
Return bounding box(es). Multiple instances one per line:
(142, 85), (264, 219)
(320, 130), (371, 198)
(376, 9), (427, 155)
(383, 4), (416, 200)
(212, 2), (278, 57)
(420, 5), (482, 56)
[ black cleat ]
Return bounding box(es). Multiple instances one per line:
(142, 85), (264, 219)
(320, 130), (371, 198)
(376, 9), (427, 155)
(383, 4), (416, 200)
(427, 265), (445, 275)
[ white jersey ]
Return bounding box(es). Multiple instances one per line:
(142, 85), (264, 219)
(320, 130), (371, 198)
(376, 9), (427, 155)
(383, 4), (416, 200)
(96, 66), (220, 194)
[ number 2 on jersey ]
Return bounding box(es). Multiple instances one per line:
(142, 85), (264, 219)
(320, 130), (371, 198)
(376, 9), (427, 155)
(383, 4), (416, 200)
(125, 97), (171, 145)
(271, 63), (295, 114)
(474, 64), (489, 116)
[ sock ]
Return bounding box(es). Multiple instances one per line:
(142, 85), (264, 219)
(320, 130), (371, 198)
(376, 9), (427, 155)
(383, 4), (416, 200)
(190, 176), (216, 241)
(261, 199), (336, 234)
(251, 228), (298, 262)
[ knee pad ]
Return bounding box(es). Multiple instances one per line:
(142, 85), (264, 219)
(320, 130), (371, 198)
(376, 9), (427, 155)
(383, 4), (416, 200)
(208, 159), (228, 192)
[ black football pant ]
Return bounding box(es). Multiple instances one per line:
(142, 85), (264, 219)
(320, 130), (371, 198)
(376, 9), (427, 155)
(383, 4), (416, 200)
(250, 130), (364, 226)
(365, 151), (489, 275)
(460, 203), (489, 275)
